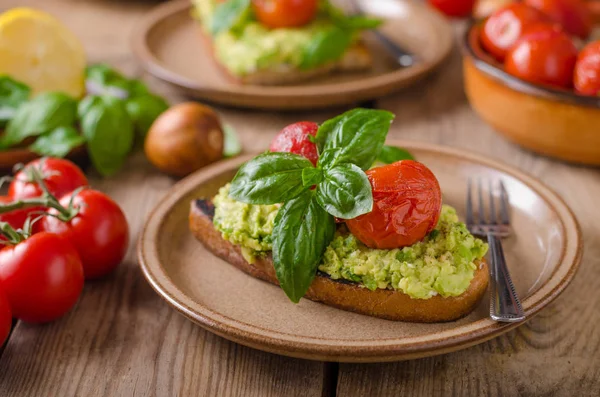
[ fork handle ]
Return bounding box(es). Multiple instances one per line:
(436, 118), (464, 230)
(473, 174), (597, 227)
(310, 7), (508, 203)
(487, 233), (526, 322)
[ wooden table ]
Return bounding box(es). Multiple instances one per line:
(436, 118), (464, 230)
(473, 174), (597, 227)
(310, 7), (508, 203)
(1, 1), (599, 396)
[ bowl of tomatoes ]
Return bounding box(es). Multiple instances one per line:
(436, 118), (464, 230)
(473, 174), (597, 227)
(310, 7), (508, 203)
(462, 0), (600, 166)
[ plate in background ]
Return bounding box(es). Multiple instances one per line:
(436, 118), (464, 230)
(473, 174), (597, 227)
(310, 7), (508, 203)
(137, 141), (582, 362)
(131, 0), (454, 110)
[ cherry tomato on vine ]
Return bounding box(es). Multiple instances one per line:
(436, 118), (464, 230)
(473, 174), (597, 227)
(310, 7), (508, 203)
(504, 23), (578, 89)
(524, 0), (591, 39)
(428, 0), (476, 18)
(574, 41), (600, 95)
(0, 197), (30, 235)
(269, 121), (319, 165)
(9, 158), (88, 201)
(0, 288), (11, 347)
(41, 189), (129, 280)
(481, 3), (550, 61)
(345, 160), (442, 250)
(252, 0), (318, 28)
(0, 233), (84, 324)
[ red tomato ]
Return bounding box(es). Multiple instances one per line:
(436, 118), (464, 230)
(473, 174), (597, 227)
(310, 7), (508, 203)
(428, 0), (476, 17)
(269, 121), (319, 165)
(9, 158), (88, 200)
(574, 41), (600, 95)
(0, 197), (30, 234)
(345, 160), (442, 250)
(0, 233), (83, 323)
(41, 189), (129, 280)
(504, 23), (578, 88)
(481, 3), (550, 61)
(252, 0), (318, 28)
(0, 287), (11, 347)
(524, 0), (591, 38)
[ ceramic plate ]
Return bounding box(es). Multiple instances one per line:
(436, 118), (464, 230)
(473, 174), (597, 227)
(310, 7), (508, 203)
(137, 142), (582, 362)
(131, 0), (453, 110)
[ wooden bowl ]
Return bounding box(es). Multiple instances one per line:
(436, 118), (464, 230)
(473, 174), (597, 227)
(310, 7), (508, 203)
(462, 23), (600, 166)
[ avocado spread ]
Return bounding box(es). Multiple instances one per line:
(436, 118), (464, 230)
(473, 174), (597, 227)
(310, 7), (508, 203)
(212, 184), (488, 299)
(192, 0), (359, 76)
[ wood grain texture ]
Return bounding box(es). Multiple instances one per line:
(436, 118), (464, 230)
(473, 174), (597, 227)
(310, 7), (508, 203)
(337, 26), (600, 397)
(0, 1), (331, 396)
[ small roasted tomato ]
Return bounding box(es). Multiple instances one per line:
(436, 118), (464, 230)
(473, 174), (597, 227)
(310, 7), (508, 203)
(524, 0), (592, 39)
(428, 0), (476, 18)
(345, 160), (442, 250)
(574, 41), (600, 96)
(269, 121), (319, 165)
(481, 3), (550, 61)
(504, 23), (578, 89)
(252, 0), (319, 29)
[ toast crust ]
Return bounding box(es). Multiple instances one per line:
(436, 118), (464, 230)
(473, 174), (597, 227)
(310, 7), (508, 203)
(198, 28), (373, 86)
(189, 199), (489, 323)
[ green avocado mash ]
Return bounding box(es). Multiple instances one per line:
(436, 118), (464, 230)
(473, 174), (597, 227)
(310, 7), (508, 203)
(192, 0), (364, 76)
(212, 184), (488, 299)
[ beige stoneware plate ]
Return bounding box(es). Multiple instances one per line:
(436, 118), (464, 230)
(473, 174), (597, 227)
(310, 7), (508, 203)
(131, 0), (453, 110)
(138, 142), (582, 362)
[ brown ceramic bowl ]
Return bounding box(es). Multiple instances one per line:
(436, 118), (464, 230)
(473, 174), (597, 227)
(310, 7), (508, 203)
(462, 23), (600, 166)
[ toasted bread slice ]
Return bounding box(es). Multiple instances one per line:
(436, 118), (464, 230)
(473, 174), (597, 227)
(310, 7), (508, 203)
(199, 28), (373, 86)
(189, 199), (489, 323)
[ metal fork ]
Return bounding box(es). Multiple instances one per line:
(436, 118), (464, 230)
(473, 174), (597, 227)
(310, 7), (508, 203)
(466, 179), (525, 323)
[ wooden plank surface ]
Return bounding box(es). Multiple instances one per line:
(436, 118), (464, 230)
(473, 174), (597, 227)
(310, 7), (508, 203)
(336, 30), (600, 397)
(0, 0), (599, 396)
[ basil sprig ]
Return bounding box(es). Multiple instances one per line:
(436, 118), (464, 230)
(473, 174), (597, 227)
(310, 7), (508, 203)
(0, 76), (30, 127)
(229, 108), (394, 302)
(378, 145), (414, 164)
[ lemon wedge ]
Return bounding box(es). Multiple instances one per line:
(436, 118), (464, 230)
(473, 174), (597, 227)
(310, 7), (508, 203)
(0, 8), (86, 98)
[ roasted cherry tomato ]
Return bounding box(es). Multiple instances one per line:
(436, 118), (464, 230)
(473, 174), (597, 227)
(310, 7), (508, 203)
(481, 3), (550, 61)
(504, 23), (578, 88)
(9, 158), (88, 200)
(269, 121), (319, 165)
(0, 197), (30, 235)
(252, 0), (318, 28)
(0, 287), (11, 347)
(428, 0), (476, 17)
(345, 160), (442, 250)
(0, 232), (84, 324)
(41, 189), (129, 280)
(524, 0), (591, 38)
(574, 41), (600, 95)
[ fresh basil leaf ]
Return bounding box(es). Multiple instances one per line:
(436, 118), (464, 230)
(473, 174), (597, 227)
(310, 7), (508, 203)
(378, 145), (414, 164)
(125, 94), (169, 137)
(29, 126), (85, 158)
(316, 108), (394, 170)
(302, 167), (323, 187)
(336, 15), (382, 30)
(316, 163), (372, 219)
(1, 92), (77, 149)
(0, 76), (30, 126)
(210, 0), (251, 35)
(223, 124), (242, 158)
(86, 64), (151, 99)
(80, 95), (134, 176)
(229, 152), (312, 205)
(300, 26), (353, 70)
(272, 190), (336, 303)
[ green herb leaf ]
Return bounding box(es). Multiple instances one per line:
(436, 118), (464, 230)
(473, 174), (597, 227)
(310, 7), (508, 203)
(0, 76), (30, 126)
(210, 0), (251, 35)
(300, 26), (353, 70)
(1, 92), (77, 149)
(223, 124), (242, 158)
(316, 108), (394, 170)
(86, 64), (152, 99)
(79, 95), (134, 176)
(272, 190), (336, 303)
(229, 152), (312, 205)
(125, 94), (169, 137)
(29, 126), (85, 158)
(316, 163), (372, 219)
(302, 167), (323, 187)
(335, 15), (382, 30)
(377, 145), (415, 164)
